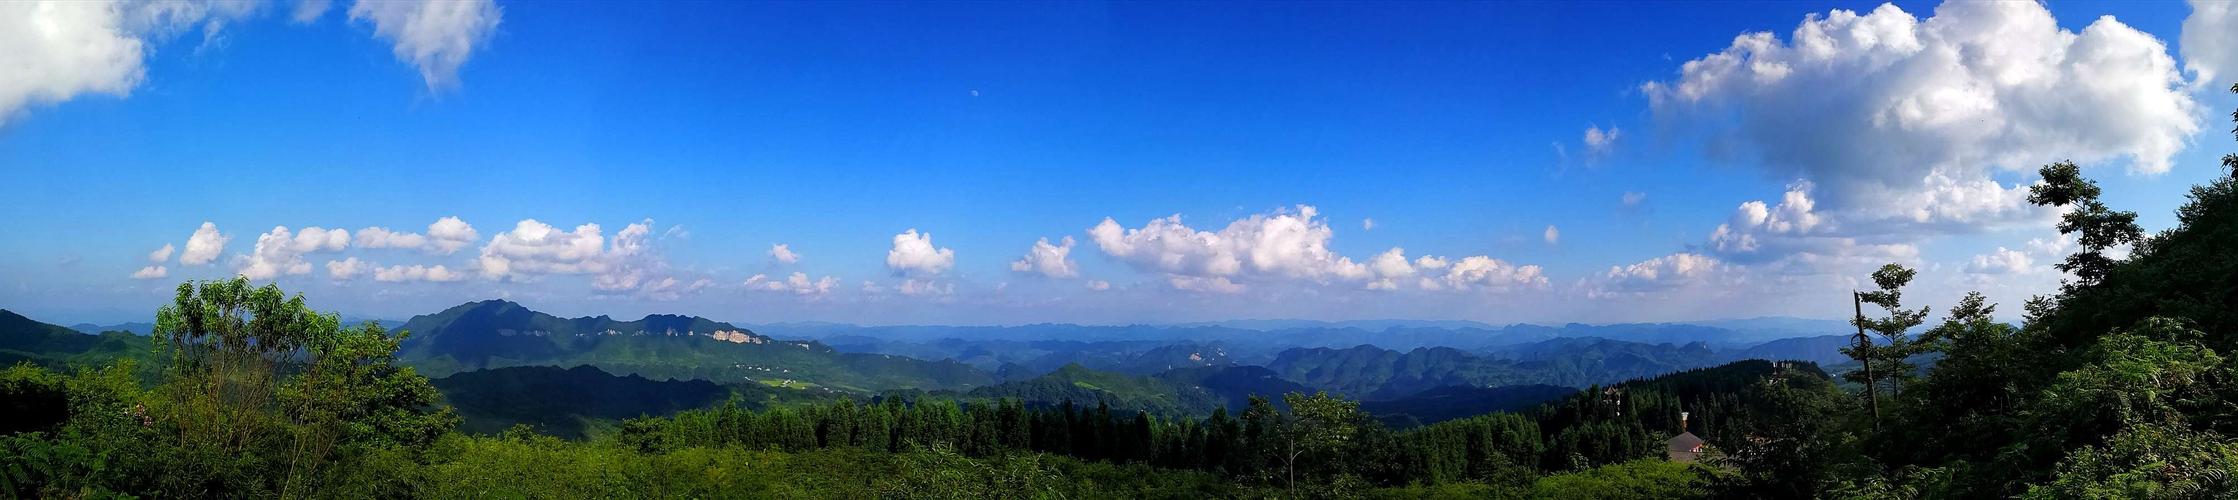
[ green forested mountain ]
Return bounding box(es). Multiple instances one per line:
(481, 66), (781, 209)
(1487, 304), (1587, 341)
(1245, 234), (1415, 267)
(432, 365), (831, 438)
(66, 322), (154, 336)
(1491, 337), (1724, 387)
(1360, 384), (1575, 428)
(0, 310), (149, 369)
(1266, 345), (1537, 399)
(1152, 365), (1314, 411)
(965, 363), (1227, 416)
(395, 300), (996, 393)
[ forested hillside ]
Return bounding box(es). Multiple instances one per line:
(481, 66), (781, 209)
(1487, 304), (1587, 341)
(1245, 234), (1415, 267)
(395, 300), (995, 392)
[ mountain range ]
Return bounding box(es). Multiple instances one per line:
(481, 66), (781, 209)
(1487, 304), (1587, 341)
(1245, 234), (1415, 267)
(394, 300), (993, 393)
(3, 300), (1868, 433)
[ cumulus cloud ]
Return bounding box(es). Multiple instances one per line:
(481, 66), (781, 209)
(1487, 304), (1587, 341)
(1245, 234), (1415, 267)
(1963, 247), (2032, 275)
(897, 278), (953, 297)
(477, 219), (609, 279)
(1543, 225), (1560, 245)
(355, 227), (427, 249)
(1708, 182), (1829, 258)
(1702, 183), (1924, 279)
(373, 264), (465, 283)
(2, 0), (508, 126)
(588, 220), (658, 292)
(2184, 0), (2238, 85)
(326, 257), (365, 280)
(348, 0), (503, 90)
(474, 218), (679, 295)
(291, 0), (332, 24)
(1589, 253), (1725, 298)
(237, 226), (349, 280)
(1086, 280), (1111, 291)
(744, 272), (839, 298)
(1644, 1), (2199, 229)
(425, 216), (480, 254)
(769, 243), (799, 264)
(886, 229), (955, 277)
(181, 222), (229, 266)
(2027, 234), (2074, 257)
(1361, 218), (1376, 231)
(1010, 236), (1080, 279)
(147, 244), (174, 264)
(1167, 276), (1245, 294)
(1091, 206), (1544, 294)
(638, 276), (711, 301)
(131, 265), (168, 280)
(0, 0), (263, 124)
(1424, 255), (1550, 292)
(1089, 206), (1371, 288)
(360, 216), (479, 254)
(0, 2), (142, 123)
(1583, 125), (1620, 157)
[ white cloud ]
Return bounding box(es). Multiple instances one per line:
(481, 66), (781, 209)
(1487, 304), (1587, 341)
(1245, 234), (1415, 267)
(355, 227), (428, 249)
(0, 2), (141, 124)
(2026, 233), (2074, 257)
(347, 0), (503, 90)
(1361, 248), (1546, 293)
(326, 257), (365, 280)
(1621, 192), (1647, 208)
(1708, 182), (1830, 259)
(1089, 205), (1372, 289)
(1589, 253), (1725, 297)
(1090, 206), (1543, 294)
(1365, 248), (1415, 290)
(1361, 218), (1376, 231)
(1963, 247), (2031, 275)
(1543, 225), (1560, 245)
(426, 216), (479, 254)
(237, 226), (349, 280)
(2184, 0), (2238, 85)
(291, 0), (332, 24)
(181, 222), (229, 265)
(361, 216), (478, 254)
(1583, 125), (1621, 156)
(897, 278), (953, 297)
(1167, 276), (1244, 294)
(1086, 280), (1111, 291)
(886, 229), (955, 277)
(1009, 236), (1079, 279)
(131, 265), (168, 280)
(769, 243), (799, 264)
(744, 272), (839, 298)
(477, 219), (609, 279)
(588, 220), (658, 292)
(373, 263), (465, 282)
(1432, 255), (1549, 292)
(1672, 183), (1924, 290)
(0, 0), (260, 125)
(473, 218), (680, 295)
(1644, 1), (2200, 229)
(640, 276), (711, 301)
(147, 243), (174, 264)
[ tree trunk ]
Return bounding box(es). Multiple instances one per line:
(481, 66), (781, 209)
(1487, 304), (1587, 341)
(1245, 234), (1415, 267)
(1854, 292), (1879, 429)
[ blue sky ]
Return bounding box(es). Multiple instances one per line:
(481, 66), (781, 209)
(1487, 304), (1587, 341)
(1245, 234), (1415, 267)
(2, 0), (2233, 326)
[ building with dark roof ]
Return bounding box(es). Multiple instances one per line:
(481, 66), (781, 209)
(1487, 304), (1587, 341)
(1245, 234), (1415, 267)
(1667, 411), (1706, 463)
